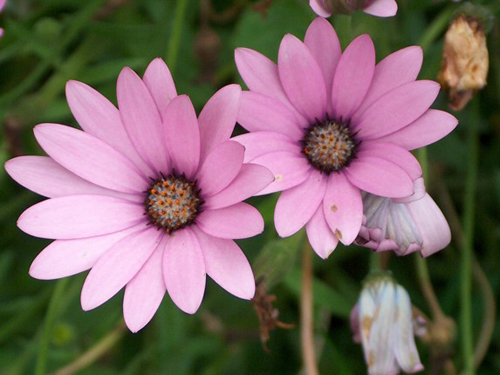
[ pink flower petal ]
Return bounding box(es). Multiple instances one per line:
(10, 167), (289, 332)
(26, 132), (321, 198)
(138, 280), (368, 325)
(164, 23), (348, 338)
(357, 142), (422, 181)
(408, 194), (451, 257)
(117, 67), (170, 173)
(193, 227), (255, 299)
(238, 92), (304, 140)
(18, 195), (146, 239)
(143, 58), (177, 117)
(376, 109), (458, 150)
(353, 80), (440, 139)
(5, 156), (142, 202)
(322, 173), (363, 245)
(309, 0), (331, 17)
(363, 0), (398, 17)
(81, 228), (162, 310)
(235, 48), (299, 116)
(278, 34), (327, 121)
(29, 225), (142, 280)
(204, 164), (274, 210)
(233, 132), (301, 163)
(196, 203), (264, 239)
(196, 141), (244, 197)
(34, 124), (147, 194)
(304, 18), (341, 113)
(353, 46), (423, 118)
(345, 156), (414, 198)
(306, 206), (339, 259)
(123, 243), (166, 332)
(274, 171), (327, 237)
(163, 227), (206, 314)
(251, 151), (312, 195)
(65, 80), (153, 175)
(163, 95), (201, 178)
(331, 35), (375, 120)
(198, 84), (241, 162)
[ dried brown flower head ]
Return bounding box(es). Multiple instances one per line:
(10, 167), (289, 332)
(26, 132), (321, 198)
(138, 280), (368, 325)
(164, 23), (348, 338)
(439, 15), (489, 111)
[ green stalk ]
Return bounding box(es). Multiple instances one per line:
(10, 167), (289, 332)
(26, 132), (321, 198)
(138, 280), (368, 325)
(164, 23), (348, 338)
(35, 278), (69, 375)
(166, 0), (190, 74)
(461, 100), (479, 375)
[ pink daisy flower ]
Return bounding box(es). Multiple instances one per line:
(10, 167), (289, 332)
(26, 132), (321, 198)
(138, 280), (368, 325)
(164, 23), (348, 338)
(5, 58), (274, 332)
(356, 178), (451, 257)
(234, 18), (457, 258)
(310, 0), (398, 18)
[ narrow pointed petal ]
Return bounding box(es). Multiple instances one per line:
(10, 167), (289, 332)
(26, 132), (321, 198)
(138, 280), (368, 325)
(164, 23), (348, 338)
(34, 124), (147, 193)
(363, 0), (398, 17)
(331, 35), (375, 120)
(204, 164), (274, 210)
(163, 95), (201, 178)
(251, 151), (312, 195)
(29, 226), (142, 280)
(394, 285), (424, 373)
(18, 195), (145, 239)
(196, 203), (264, 239)
(357, 142), (422, 180)
(275, 171), (327, 237)
(322, 173), (363, 245)
(117, 67), (170, 173)
(5, 156), (142, 202)
(304, 18), (341, 112)
(353, 81), (440, 139)
(143, 58), (177, 116)
(233, 132), (301, 163)
(278, 34), (327, 121)
(345, 156), (414, 198)
(163, 228), (206, 314)
(408, 194), (451, 257)
(309, 0), (331, 17)
(376, 110), (458, 150)
(65, 80), (152, 175)
(238, 92), (304, 140)
(194, 227), (255, 299)
(124, 244), (166, 332)
(196, 141), (244, 197)
(198, 84), (241, 162)
(306, 206), (339, 259)
(81, 228), (162, 311)
(353, 46), (423, 118)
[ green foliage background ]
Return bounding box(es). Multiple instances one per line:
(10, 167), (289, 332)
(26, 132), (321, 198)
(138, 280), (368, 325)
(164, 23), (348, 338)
(0, 0), (499, 374)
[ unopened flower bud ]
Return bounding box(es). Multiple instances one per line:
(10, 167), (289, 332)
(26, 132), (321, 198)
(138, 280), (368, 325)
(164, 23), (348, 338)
(351, 275), (424, 375)
(310, 0), (397, 18)
(439, 5), (491, 111)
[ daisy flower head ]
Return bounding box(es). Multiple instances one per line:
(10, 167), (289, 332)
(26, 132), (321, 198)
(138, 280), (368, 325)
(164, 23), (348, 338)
(310, 0), (398, 18)
(234, 17), (457, 259)
(5, 58), (274, 332)
(356, 178), (452, 257)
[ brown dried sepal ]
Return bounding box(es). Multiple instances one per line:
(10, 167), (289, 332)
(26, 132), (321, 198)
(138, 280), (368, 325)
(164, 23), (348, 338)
(251, 279), (295, 351)
(439, 15), (489, 111)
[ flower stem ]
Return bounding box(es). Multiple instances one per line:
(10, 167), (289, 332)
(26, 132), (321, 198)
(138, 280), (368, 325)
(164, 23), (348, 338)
(53, 321), (126, 375)
(35, 278), (69, 375)
(461, 100), (479, 375)
(166, 0), (190, 74)
(301, 241), (318, 375)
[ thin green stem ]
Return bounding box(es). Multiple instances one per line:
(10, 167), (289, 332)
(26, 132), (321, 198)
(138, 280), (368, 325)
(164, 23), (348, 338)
(418, 5), (455, 53)
(35, 278), (69, 375)
(461, 100), (479, 375)
(301, 241), (318, 375)
(166, 0), (190, 74)
(369, 252), (381, 272)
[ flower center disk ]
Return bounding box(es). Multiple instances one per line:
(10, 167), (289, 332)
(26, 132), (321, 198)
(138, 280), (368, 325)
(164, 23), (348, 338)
(303, 121), (356, 174)
(145, 175), (202, 233)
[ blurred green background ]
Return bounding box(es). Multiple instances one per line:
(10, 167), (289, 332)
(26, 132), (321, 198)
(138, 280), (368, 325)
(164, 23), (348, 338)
(0, 0), (499, 374)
